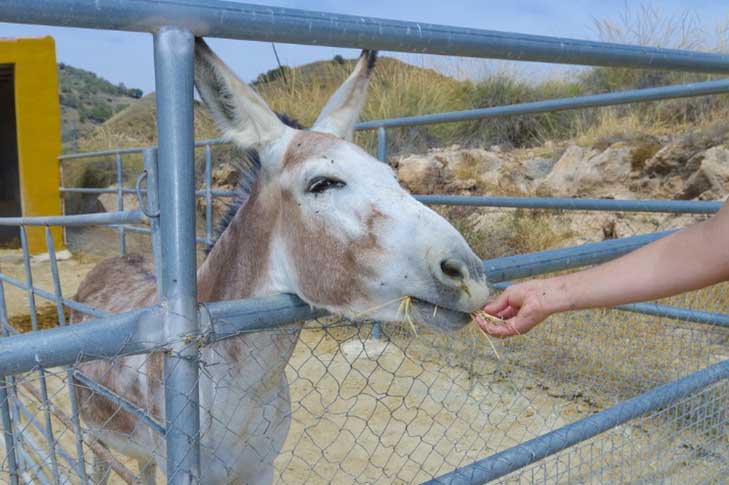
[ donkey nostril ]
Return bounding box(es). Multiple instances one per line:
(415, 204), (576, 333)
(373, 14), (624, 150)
(440, 259), (467, 281)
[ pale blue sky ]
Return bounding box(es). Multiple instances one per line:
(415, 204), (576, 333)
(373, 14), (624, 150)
(1, 1), (727, 94)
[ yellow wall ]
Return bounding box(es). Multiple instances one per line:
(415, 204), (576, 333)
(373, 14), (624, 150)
(0, 37), (63, 253)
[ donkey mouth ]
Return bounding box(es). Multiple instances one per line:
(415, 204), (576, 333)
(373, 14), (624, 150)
(407, 298), (471, 332)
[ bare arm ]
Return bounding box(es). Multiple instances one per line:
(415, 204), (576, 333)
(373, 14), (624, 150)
(478, 201), (729, 337)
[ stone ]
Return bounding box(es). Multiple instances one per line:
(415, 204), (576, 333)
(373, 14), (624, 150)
(679, 146), (729, 200)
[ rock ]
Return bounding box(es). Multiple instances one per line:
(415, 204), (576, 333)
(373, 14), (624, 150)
(444, 178), (478, 194)
(396, 155), (445, 193)
(643, 122), (729, 177)
(197, 162), (242, 224)
(679, 146), (729, 200)
(521, 157), (556, 181)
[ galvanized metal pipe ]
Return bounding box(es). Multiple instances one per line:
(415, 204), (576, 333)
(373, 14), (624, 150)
(0, 306), (164, 377)
(119, 224), (212, 246)
(485, 230), (674, 282)
(204, 145), (214, 244)
(371, 127), (389, 341)
(414, 195), (722, 214)
(18, 228), (60, 485)
(153, 26), (201, 484)
(44, 227), (88, 484)
(58, 146), (145, 160)
(0, 211), (145, 227)
(0, 285), (30, 485)
(425, 358), (729, 484)
(0, 273), (109, 319)
(0, 283), (19, 485)
(72, 371), (166, 436)
(115, 153), (127, 256)
(5, 1), (729, 73)
(0, 382), (19, 485)
(144, 149), (165, 300)
(357, 77), (729, 129)
(59, 187), (138, 195)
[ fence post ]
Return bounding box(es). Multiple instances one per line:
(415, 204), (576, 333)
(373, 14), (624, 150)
(153, 27), (201, 484)
(371, 126), (389, 340)
(115, 152), (127, 256)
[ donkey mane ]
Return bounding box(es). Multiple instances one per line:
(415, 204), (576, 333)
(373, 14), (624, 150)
(205, 112), (303, 255)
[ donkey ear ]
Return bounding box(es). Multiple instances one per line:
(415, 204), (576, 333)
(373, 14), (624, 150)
(194, 38), (288, 149)
(311, 50), (377, 141)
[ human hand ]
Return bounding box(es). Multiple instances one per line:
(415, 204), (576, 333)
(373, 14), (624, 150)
(475, 280), (561, 338)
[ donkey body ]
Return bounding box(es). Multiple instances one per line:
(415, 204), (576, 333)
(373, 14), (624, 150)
(73, 40), (490, 484)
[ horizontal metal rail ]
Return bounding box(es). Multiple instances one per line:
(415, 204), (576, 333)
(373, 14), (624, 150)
(357, 77), (729, 129)
(0, 229), (717, 378)
(0, 307), (164, 377)
(58, 146), (147, 160)
(57, 187), (723, 215)
(119, 224), (211, 246)
(60, 187), (238, 198)
(58, 138), (226, 161)
(0, 273), (109, 319)
(72, 371), (166, 436)
(615, 302), (729, 329)
(0, 211), (145, 227)
(425, 358), (729, 485)
(485, 230), (674, 282)
(414, 195), (722, 214)
(6, 1), (729, 73)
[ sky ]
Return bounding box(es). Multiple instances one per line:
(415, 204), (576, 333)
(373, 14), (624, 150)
(1, 0), (727, 94)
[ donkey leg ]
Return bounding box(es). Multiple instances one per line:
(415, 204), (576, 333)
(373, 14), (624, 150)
(137, 459), (156, 485)
(91, 451), (112, 485)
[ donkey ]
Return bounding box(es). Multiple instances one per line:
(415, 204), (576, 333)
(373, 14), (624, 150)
(71, 39), (490, 484)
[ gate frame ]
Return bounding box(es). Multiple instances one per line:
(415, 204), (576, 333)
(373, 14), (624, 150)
(1, 1), (729, 483)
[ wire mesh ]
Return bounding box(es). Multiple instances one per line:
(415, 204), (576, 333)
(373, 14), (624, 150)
(1, 305), (726, 483)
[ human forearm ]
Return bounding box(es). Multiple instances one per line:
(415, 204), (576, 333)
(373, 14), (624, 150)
(543, 211), (729, 313)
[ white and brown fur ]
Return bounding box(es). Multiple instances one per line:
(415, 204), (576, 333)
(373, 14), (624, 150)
(72, 39), (490, 484)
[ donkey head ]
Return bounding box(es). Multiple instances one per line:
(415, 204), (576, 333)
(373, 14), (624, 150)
(195, 39), (489, 331)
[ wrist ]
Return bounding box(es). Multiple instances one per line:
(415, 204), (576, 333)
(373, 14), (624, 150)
(538, 277), (573, 314)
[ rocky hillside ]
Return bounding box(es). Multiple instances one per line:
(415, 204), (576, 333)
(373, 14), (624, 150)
(58, 63), (144, 147)
(397, 122), (729, 201)
(394, 121), (727, 254)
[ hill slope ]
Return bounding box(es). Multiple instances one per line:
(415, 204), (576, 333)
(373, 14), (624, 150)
(58, 63), (144, 147)
(76, 55), (469, 153)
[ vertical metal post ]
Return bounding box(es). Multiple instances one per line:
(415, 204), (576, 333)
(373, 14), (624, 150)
(0, 284), (29, 485)
(377, 126), (387, 163)
(153, 27), (200, 484)
(116, 152), (127, 256)
(0, 281), (19, 485)
(143, 148), (164, 299)
(0, 383), (18, 485)
(19, 227), (61, 484)
(204, 144), (213, 246)
(372, 127), (388, 340)
(45, 227), (88, 483)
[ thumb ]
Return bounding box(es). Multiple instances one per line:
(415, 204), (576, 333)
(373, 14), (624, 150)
(483, 291), (510, 315)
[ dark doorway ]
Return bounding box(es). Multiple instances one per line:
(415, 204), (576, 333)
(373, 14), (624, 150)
(0, 64), (20, 246)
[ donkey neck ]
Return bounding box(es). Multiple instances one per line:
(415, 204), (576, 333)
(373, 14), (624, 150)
(197, 182), (283, 302)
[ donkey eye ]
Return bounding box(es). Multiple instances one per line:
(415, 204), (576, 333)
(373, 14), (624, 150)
(307, 176), (346, 194)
